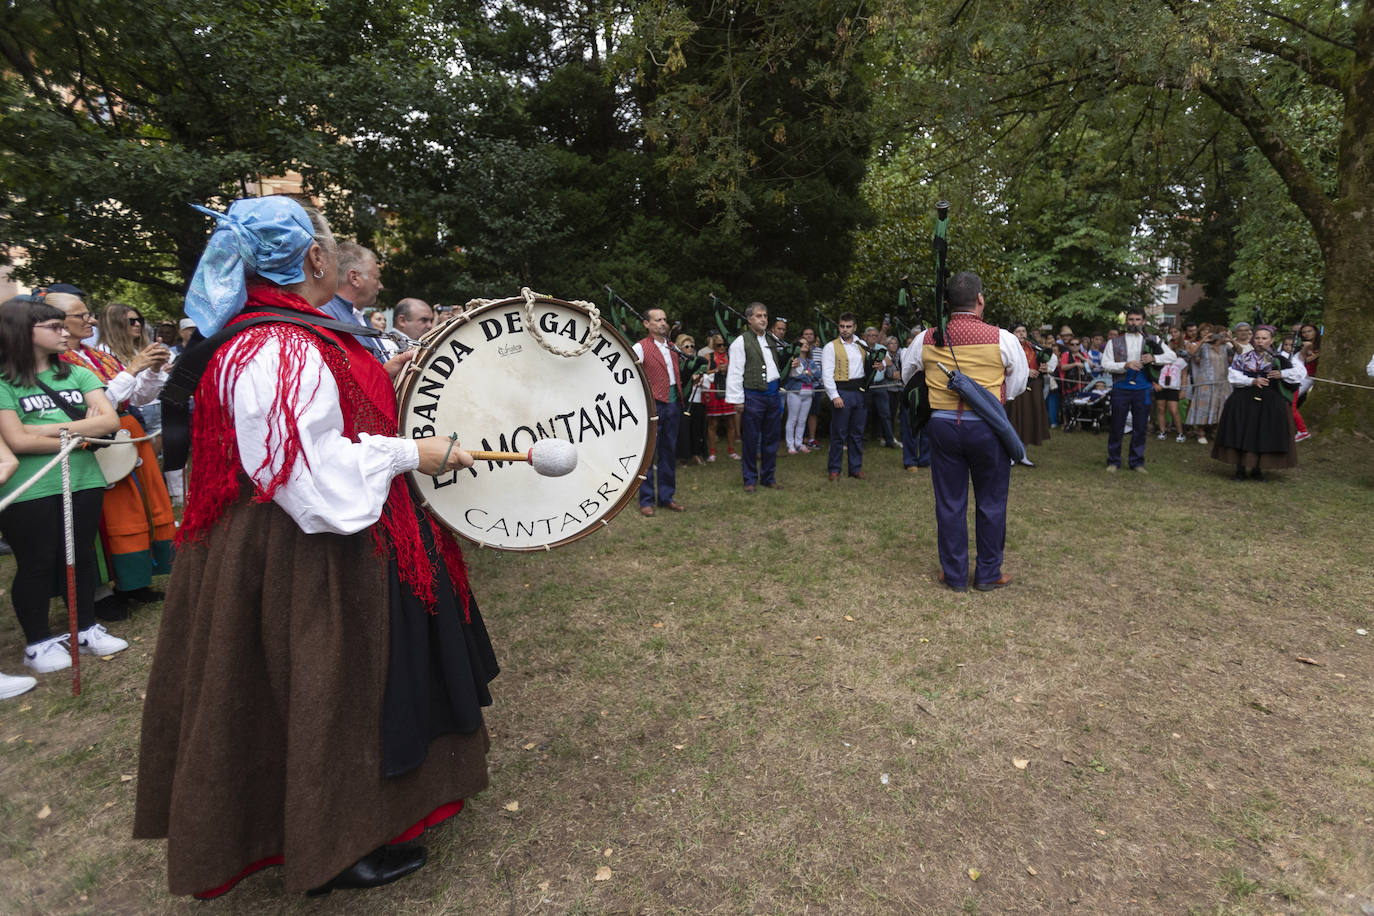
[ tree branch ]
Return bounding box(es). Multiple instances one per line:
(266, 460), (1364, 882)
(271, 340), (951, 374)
(1198, 74), (1335, 249)
(1258, 5), (1357, 52)
(1243, 34), (1346, 91)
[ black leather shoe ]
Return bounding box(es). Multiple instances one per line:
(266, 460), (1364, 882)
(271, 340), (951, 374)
(94, 594), (131, 622)
(306, 844), (428, 896)
(119, 587), (165, 604)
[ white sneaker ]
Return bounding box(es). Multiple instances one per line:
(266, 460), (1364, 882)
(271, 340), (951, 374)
(1197, 436), (1207, 445)
(78, 624), (128, 657)
(1156, 432), (1166, 440)
(24, 635), (73, 673)
(0, 671), (37, 699)
(1175, 435), (1186, 443)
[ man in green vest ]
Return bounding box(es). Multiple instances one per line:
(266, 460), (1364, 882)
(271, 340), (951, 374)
(725, 302), (784, 492)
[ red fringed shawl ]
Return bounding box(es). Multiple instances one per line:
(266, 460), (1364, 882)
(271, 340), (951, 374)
(176, 283), (470, 613)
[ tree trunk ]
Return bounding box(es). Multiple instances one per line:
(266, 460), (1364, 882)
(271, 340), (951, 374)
(1307, 233), (1374, 434)
(1306, 0), (1374, 434)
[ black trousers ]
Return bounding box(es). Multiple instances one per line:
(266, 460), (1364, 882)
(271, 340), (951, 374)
(0, 488), (104, 644)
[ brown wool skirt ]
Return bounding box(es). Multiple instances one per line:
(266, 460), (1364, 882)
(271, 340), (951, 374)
(1005, 375), (1051, 447)
(134, 499), (491, 895)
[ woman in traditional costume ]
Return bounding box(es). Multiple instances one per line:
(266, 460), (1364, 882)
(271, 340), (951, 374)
(1005, 323), (1053, 465)
(44, 291), (176, 619)
(1211, 325), (1305, 481)
(134, 196), (499, 898)
(1185, 326), (1230, 443)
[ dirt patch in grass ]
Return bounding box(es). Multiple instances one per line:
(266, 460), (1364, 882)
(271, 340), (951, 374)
(2, 430), (1372, 914)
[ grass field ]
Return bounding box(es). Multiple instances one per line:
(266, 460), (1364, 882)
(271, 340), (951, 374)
(2, 427), (1373, 915)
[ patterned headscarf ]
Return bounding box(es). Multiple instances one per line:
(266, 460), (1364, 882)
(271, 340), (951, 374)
(184, 196), (317, 336)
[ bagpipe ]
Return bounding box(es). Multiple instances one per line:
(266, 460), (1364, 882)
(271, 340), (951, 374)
(605, 285), (709, 412)
(711, 293), (797, 384)
(901, 202), (1027, 462)
(1248, 306), (1302, 401)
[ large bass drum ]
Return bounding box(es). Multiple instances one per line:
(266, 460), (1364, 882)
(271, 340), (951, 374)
(396, 295), (656, 551)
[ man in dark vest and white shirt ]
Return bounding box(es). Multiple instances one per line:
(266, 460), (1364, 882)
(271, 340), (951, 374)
(725, 301), (783, 493)
(1101, 305), (1175, 472)
(634, 308), (685, 516)
(901, 272), (1027, 592)
(821, 312), (869, 481)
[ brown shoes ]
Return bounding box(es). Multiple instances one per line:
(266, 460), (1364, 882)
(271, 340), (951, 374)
(848, 471), (867, 480)
(827, 473), (839, 482)
(639, 505), (655, 517)
(664, 501), (686, 512)
(743, 484), (756, 493)
(974, 573), (1013, 591)
(761, 482), (784, 490)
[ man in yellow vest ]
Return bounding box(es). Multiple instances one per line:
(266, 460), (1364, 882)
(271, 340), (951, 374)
(900, 272), (1027, 592)
(821, 313), (869, 480)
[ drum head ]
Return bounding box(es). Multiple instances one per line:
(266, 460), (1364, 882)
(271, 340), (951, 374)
(397, 296), (656, 551)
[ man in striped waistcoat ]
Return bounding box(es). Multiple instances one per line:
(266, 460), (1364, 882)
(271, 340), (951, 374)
(901, 272), (1028, 592)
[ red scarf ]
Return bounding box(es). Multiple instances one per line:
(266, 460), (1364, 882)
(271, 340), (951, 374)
(177, 283), (469, 613)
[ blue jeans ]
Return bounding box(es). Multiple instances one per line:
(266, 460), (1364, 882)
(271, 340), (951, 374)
(901, 401), (930, 467)
(1107, 386), (1149, 468)
(639, 399), (680, 506)
(740, 388), (781, 486)
(928, 417), (1010, 587)
(827, 389), (865, 474)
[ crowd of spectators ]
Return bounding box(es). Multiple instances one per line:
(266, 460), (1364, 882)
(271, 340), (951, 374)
(0, 272), (1352, 702)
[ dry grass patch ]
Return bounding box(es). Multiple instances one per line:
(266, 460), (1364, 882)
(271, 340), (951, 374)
(2, 429), (1373, 914)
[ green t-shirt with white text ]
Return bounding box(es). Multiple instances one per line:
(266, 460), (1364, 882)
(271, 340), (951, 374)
(0, 365), (108, 504)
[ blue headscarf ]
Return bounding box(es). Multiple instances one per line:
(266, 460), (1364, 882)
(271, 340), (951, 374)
(184, 196), (318, 336)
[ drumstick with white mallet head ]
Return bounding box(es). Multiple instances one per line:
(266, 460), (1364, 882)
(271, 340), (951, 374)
(467, 438), (578, 477)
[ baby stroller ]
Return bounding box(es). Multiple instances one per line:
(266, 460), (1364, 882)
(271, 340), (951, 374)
(1063, 385), (1111, 432)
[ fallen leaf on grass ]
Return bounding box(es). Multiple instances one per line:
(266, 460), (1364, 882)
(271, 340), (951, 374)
(673, 744), (684, 750)
(538, 881), (550, 893)
(967, 868), (980, 881)
(844, 615), (855, 622)
(18, 705), (30, 713)
(814, 636), (823, 641)
(1013, 758), (1029, 769)
(1295, 656), (1322, 666)
(594, 866), (612, 881)
(36, 804), (51, 820)
(503, 801), (520, 812)
(119, 774), (133, 782)
(1026, 866), (1038, 876)
(523, 742), (537, 750)
(652, 621), (664, 629)
(1095, 829), (1107, 836)
(603, 847), (613, 858)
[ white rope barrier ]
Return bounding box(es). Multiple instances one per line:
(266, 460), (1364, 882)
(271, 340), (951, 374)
(0, 431), (160, 514)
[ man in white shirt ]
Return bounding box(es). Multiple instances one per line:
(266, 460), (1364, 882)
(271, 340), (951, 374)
(900, 272), (1028, 591)
(821, 313), (869, 480)
(1100, 306), (1176, 472)
(725, 302), (783, 492)
(632, 308), (685, 515)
